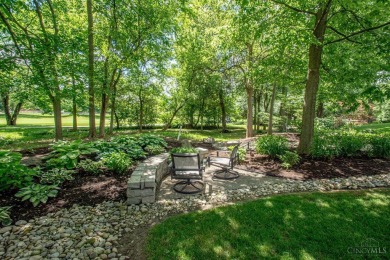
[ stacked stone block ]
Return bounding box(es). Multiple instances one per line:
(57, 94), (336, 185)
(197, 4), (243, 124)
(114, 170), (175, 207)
(126, 153), (169, 205)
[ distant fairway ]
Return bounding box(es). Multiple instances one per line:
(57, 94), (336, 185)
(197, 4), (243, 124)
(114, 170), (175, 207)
(0, 112), (107, 127)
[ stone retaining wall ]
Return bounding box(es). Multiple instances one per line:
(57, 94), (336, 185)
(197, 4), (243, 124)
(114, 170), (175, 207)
(126, 153), (169, 205)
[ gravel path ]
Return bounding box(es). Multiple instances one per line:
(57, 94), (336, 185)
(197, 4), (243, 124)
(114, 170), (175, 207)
(1, 173), (389, 259)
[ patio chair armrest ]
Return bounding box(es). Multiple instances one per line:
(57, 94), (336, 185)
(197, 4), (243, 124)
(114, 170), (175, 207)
(216, 150), (231, 157)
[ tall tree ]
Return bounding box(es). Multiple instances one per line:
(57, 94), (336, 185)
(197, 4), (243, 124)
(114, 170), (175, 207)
(272, 0), (390, 154)
(87, 0), (96, 138)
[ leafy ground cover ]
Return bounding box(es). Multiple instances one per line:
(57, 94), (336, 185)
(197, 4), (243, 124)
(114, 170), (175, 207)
(0, 134), (168, 225)
(147, 189), (390, 260)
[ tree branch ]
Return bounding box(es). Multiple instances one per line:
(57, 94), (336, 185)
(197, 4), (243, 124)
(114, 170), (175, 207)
(327, 26), (361, 44)
(325, 21), (390, 45)
(270, 0), (315, 15)
(314, 0), (332, 32)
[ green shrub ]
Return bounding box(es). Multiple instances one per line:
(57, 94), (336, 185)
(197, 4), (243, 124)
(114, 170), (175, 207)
(311, 131), (341, 158)
(39, 168), (75, 185)
(47, 140), (99, 169)
(369, 135), (390, 158)
(77, 159), (104, 175)
(255, 135), (289, 158)
(278, 151), (300, 169)
(0, 151), (37, 191)
(170, 147), (198, 154)
(136, 134), (167, 148)
(102, 152), (132, 174)
(145, 145), (166, 155)
(15, 184), (59, 207)
(338, 134), (364, 157)
(311, 130), (390, 159)
(0, 206), (12, 226)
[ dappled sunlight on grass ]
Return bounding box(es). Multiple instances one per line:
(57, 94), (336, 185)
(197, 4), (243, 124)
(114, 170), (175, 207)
(299, 249), (316, 260)
(315, 199), (331, 208)
(264, 200), (274, 207)
(147, 189), (390, 260)
(227, 217), (240, 230)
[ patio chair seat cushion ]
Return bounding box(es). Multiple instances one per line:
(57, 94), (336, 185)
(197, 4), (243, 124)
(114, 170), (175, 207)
(174, 170), (202, 176)
(210, 157), (230, 166)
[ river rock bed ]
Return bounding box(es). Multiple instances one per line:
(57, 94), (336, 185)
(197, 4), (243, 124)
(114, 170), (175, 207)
(1, 173), (389, 259)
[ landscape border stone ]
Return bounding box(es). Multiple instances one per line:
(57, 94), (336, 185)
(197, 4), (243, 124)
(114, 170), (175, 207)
(126, 153), (169, 205)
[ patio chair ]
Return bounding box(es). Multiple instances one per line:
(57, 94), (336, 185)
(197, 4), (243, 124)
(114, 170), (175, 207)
(209, 144), (240, 180)
(171, 153), (205, 194)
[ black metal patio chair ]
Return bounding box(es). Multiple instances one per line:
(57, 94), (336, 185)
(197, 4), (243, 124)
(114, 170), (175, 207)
(171, 153), (205, 194)
(209, 144), (240, 180)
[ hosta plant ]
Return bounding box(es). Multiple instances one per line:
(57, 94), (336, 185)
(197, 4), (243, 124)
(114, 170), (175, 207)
(278, 151), (300, 169)
(0, 206), (12, 226)
(15, 184), (59, 207)
(39, 168), (75, 185)
(102, 152), (132, 174)
(0, 151), (37, 191)
(47, 140), (99, 169)
(136, 134), (167, 148)
(145, 145), (166, 155)
(77, 159), (104, 175)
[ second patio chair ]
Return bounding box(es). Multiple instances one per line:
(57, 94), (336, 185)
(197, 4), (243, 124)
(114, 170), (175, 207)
(209, 144), (240, 180)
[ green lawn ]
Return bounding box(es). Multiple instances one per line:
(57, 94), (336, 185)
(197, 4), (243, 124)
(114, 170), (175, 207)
(354, 122), (390, 134)
(0, 113), (105, 127)
(0, 113), (247, 150)
(147, 189), (390, 260)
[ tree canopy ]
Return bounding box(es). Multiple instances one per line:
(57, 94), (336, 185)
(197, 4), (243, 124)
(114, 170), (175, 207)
(1, 0), (389, 154)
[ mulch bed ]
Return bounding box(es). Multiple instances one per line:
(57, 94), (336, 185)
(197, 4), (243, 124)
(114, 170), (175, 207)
(2, 139), (390, 226)
(0, 171), (131, 224)
(240, 153), (390, 180)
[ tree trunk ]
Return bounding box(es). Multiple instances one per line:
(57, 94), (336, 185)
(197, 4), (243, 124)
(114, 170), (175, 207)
(264, 91), (270, 112)
(2, 93), (23, 126)
(253, 90), (258, 132)
(109, 85), (116, 134)
(99, 57), (109, 138)
(87, 0), (96, 138)
(52, 97), (63, 141)
(279, 86), (288, 132)
(297, 3), (331, 155)
(163, 103), (184, 131)
(246, 86), (254, 137)
(218, 88), (227, 132)
(316, 101), (324, 118)
(108, 69), (121, 135)
(256, 89), (262, 131)
(115, 111), (120, 129)
(9, 102), (22, 125)
(245, 43), (254, 138)
(2, 94), (12, 125)
(72, 96), (77, 131)
(139, 99), (143, 132)
(71, 76), (78, 131)
(268, 83), (277, 135)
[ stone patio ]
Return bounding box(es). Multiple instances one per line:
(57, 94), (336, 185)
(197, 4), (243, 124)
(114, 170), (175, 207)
(157, 164), (287, 200)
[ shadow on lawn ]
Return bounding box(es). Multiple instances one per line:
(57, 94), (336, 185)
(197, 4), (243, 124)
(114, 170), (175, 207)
(146, 189), (390, 260)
